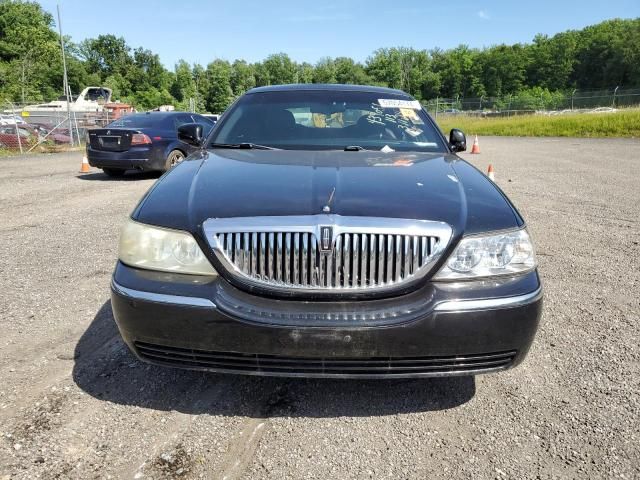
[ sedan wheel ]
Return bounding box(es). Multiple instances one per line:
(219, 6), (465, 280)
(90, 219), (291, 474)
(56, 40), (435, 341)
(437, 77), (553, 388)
(165, 150), (185, 171)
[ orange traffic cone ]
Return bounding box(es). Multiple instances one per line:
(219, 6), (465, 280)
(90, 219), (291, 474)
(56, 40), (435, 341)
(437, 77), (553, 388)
(80, 155), (90, 173)
(487, 164), (495, 181)
(470, 135), (480, 154)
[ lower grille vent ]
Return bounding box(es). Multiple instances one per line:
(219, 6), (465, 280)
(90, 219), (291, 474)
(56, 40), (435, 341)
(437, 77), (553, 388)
(134, 341), (516, 377)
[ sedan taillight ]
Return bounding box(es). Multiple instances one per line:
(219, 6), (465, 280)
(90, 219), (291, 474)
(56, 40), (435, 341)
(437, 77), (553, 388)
(131, 133), (152, 145)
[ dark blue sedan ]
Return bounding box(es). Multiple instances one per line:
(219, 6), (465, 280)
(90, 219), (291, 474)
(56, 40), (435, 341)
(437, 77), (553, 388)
(86, 112), (215, 177)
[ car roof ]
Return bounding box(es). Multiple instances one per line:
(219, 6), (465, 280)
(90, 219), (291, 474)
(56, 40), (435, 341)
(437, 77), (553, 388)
(124, 111), (197, 119)
(246, 83), (411, 96)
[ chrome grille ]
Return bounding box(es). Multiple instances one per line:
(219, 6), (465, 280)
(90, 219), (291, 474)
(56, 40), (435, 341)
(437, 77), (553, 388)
(203, 215), (452, 294)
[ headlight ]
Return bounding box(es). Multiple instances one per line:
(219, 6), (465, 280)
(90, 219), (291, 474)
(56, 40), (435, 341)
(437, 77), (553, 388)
(119, 218), (217, 276)
(434, 228), (536, 280)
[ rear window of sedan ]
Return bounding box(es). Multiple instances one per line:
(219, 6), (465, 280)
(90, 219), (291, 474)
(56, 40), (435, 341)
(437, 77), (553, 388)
(106, 114), (167, 128)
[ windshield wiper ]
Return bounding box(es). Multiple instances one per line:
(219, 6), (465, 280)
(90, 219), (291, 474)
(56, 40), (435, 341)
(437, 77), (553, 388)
(211, 142), (279, 150)
(343, 145), (370, 151)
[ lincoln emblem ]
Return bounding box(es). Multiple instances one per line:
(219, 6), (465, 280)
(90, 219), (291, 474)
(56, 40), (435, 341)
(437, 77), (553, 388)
(320, 226), (332, 251)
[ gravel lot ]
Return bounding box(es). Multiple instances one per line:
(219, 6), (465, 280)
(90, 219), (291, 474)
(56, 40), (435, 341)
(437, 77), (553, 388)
(1, 137), (639, 479)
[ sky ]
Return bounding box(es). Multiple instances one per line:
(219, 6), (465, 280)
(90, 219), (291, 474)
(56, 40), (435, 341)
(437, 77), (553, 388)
(39, 0), (640, 68)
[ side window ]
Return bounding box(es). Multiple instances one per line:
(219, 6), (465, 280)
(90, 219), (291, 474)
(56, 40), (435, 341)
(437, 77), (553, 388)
(174, 114), (194, 130)
(193, 115), (215, 137)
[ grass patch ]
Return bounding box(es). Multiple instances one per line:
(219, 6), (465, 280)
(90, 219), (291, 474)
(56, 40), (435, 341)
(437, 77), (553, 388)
(436, 109), (640, 138)
(0, 145), (84, 158)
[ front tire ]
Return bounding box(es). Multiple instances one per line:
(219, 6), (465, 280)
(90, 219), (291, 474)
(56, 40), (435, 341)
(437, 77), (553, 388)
(164, 150), (185, 172)
(102, 168), (126, 177)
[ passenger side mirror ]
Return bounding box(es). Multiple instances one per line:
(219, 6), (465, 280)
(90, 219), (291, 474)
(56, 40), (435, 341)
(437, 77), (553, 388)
(178, 123), (204, 147)
(449, 129), (466, 152)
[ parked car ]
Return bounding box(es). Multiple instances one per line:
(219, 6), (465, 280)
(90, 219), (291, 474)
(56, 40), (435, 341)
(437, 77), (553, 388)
(86, 111), (215, 176)
(111, 84), (542, 379)
(202, 113), (220, 123)
(30, 124), (71, 144)
(0, 124), (38, 148)
(0, 114), (27, 126)
(30, 122), (70, 134)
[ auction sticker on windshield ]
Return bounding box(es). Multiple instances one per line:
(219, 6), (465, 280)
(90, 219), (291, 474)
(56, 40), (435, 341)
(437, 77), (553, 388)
(378, 99), (422, 109)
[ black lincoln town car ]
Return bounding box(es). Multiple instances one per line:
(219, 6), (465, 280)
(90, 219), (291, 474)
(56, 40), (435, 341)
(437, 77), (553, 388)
(111, 84), (542, 378)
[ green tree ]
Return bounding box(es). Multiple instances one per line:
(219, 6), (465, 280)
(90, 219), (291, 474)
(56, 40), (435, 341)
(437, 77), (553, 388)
(313, 57), (336, 83)
(297, 62), (314, 84)
(526, 33), (577, 90)
(0, 0), (62, 102)
(79, 35), (175, 109)
(192, 63), (208, 112)
(103, 73), (130, 100)
(334, 57), (370, 85)
(431, 45), (484, 98)
(509, 86), (565, 110)
(134, 87), (174, 110)
(262, 53), (297, 84)
(571, 19), (640, 88)
(171, 60), (196, 103)
(479, 44), (527, 96)
(367, 48), (433, 99)
(79, 35), (132, 80)
(2, 7), (639, 112)
(366, 48), (400, 89)
(205, 59), (234, 113)
(253, 62), (270, 87)
(230, 60), (256, 96)
(132, 47), (170, 91)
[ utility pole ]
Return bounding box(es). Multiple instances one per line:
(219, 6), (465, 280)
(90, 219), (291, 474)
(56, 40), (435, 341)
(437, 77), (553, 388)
(57, 4), (74, 147)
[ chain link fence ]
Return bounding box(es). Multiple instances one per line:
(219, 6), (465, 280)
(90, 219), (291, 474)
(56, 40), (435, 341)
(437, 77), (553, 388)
(0, 100), (121, 153)
(424, 87), (640, 118)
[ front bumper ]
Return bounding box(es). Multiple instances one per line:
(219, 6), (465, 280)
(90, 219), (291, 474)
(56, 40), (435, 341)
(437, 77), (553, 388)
(111, 262), (542, 378)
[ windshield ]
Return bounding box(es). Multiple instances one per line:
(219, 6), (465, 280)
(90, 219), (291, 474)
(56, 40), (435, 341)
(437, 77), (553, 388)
(209, 90), (447, 152)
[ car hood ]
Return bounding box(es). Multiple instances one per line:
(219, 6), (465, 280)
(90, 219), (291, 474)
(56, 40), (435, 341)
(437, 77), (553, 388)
(133, 149), (522, 236)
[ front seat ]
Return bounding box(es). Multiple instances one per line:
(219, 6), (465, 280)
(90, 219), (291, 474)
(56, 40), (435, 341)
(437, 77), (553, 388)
(263, 109), (297, 139)
(354, 114), (386, 139)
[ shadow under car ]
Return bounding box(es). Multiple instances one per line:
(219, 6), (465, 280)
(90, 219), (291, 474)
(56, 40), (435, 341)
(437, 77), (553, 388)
(72, 301), (477, 418)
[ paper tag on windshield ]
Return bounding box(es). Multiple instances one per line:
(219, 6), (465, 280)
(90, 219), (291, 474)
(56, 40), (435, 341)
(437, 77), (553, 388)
(378, 99), (422, 109)
(399, 108), (420, 121)
(405, 127), (423, 137)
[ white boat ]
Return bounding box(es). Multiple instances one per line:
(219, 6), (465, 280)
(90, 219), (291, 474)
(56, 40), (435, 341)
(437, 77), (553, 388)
(5, 87), (114, 127)
(21, 87), (112, 113)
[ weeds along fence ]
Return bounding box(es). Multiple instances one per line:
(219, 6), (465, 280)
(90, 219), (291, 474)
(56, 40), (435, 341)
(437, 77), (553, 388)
(1, 100), (117, 153)
(425, 87), (640, 117)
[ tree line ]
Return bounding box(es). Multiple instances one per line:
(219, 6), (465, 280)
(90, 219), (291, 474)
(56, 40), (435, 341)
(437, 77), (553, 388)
(1, 1), (638, 112)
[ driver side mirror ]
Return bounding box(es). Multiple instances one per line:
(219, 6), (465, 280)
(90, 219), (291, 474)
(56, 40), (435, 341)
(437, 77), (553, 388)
(449, 129), (466, 152)
(178, 123), (204, 147)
